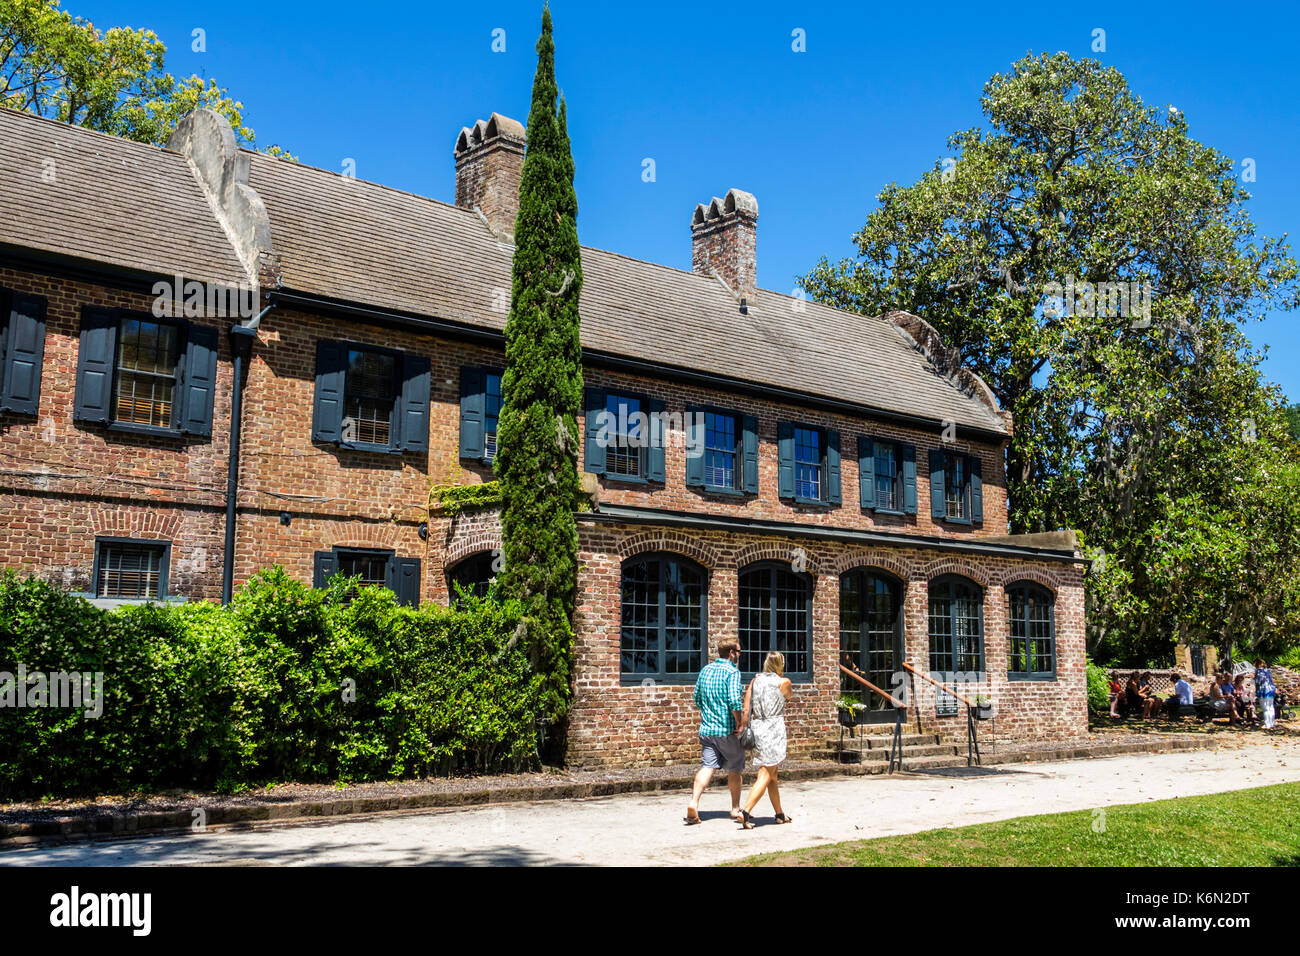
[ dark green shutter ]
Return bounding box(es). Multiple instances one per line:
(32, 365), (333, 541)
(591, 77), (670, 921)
(741, 415), (759, 494)
(647, 398), (666, 482)
(459, 365), (486, 459)
(902, 443), (918, 514)
(395, 557), (421, 607)
(826, 429), (841, 504)
(400, 353), (431, 453)
(584, 387), (606, 475)
(312, 551), (336, 589)
(0, 292), (46, 415)
(777, 422), (795, 498)
(73, 306), (118, 423)
(859, 436), (876, 509)
(179, 323), (218, 436)
(970, 454), (983, 523)
(685, 405), (705, 488)
(929, 449), (946, 520)
(311, 340), (346, 443)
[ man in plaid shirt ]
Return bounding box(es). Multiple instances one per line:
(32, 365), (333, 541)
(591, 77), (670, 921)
(685, 640), (746, 825)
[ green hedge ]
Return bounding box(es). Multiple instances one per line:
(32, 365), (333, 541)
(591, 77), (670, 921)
(1085, 658), (1112, 714)
(0, 568), (542, 799)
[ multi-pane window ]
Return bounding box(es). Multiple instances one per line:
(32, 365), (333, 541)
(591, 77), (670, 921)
(483, 372), (502, 462)
(95, 540), (168, 600)
(793, 427), (823, 500)
(944, 453), (969, 521)
(447, 552), (497, 603)
(874, 442), (900, 511)
(704, 411), (738, 489)
(738, 564), (811, 679)
(620, 554), (706, 681)
(115, 318), (181, 429)
(1008, 582), (1055, 680)
(344, 349), (398, 446)
(928, 575), (984, 676)
(839, 570), (903, 713)
(605, 392), (644, 479)
(336, 549), (391, 588)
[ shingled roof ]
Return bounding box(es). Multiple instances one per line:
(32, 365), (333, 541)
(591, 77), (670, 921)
(0, 106), (1008, 435)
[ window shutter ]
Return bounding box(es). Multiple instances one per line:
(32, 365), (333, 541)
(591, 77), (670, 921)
(400, 353), (431, 453)
(73, 306), (118, 423)
(179, 323), (218, 436)
(970, 454), (984, 524)
(395, 557), (422, 607)
(858, 436), (876, 510)
(0, 292), (47, 415)
(685, 405), (705, 488)
(459, 365), (486, 459)
(311, 340), (346, 443)
(826, 429), (842, 504)
(929, 449), (946, 520)
(312, 550), (336, 589)
(584, 387), (606, 475)
(777, 422), (795, 498)
(742, 415), (759, 494)
(647, 397), (666, 483)
(902, 443), (918, 514)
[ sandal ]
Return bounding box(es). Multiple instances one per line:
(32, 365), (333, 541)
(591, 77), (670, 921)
(774, 813), (793, 824)
(684, 809), (701, 826)
(737, 809), (755, 830)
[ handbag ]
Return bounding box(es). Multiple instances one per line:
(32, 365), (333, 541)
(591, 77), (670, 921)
(739, 677), (771, 750)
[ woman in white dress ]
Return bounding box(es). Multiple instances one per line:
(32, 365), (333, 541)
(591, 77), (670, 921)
(738, 651), (794, 829)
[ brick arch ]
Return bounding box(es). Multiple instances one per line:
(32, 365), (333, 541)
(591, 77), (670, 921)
(999, 566), (1063, 594)
(733, 541), (820, 573)
(617, 532), (719, 570)
(827, 550), (912, 583)
(322, 519), (400, 552)
(918, 557), (993, 589)
(444, 529), (503, 568)
(92, 508), (180, 540)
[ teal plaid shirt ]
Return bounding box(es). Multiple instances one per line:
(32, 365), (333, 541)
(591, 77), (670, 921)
(694, 657), (743, 737)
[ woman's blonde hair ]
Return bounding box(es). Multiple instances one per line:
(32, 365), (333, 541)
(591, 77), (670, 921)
(763, 652), (785, 675)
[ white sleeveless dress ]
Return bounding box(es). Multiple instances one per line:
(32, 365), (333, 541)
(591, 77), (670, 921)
(749, 672), (787, 767)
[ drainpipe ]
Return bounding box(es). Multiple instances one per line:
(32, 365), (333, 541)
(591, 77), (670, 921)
(222, 304), (273, 604)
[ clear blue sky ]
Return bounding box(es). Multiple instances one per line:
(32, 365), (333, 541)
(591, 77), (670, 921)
(81, 0), (1300, 402)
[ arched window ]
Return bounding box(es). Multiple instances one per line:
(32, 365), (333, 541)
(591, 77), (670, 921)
(620, 553), (707, 682)
(1007, 581), (1055, 680)
(839, 569), (904, 716)
(446, 552), (496, 604)
(928, 575), (984, 676)
(739, 563), (812, 680)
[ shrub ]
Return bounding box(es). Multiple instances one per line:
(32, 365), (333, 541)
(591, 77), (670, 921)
(1085, 658), (1112, 714)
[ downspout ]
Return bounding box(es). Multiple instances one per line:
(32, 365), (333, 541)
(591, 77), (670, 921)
(222, 304), (274, 604)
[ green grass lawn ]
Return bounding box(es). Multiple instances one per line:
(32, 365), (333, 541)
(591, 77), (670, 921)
(730, 782), (1300, 867)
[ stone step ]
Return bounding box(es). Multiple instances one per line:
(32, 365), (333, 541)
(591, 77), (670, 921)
(815, 749), (971, 770)
(814, 742), (960, 764)
(825, 733), (940, 750)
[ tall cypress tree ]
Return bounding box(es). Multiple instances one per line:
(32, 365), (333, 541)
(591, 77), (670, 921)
(495, 6), (584, 735)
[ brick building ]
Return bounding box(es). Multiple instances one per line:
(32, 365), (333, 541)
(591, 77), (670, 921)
(0, 106), (1087, 766)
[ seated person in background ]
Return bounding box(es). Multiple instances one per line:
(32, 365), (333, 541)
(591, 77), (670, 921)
(1139, 671), (1163, 718)
(1109, 672), (1124, 717)
(1166, 672), (1193, 716)
(1125, 673), (1144, 718)
(1233, 674), (1256, 723)
(1210, 674), (1241, 724)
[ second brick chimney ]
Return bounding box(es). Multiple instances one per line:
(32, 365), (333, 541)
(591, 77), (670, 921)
(454, 112), (526, 241)
(692, 188), (758, 302)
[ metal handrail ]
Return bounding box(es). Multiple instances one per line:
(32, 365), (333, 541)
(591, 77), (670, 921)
(901, 660), (978, 708)
(838, 663), (906, 773)
(838, 663), (905, 709)
(900, 660), (983, 767)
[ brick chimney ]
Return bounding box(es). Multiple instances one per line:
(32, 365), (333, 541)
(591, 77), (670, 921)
(691, 188), (758, 302)
(454, 112), (526, 241)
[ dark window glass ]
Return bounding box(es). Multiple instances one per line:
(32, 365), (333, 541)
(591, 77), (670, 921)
(874, 442), (899, 510)
(620, 555), (706, 679)
(97, 542), (166, 599)
(705, 411), (738, 489)
(928, 576), (983, 676)
(1008, 583), (1055, 679)
(345, 349), (397, 446)
(336, 549), (391, 588)
(606, 393), (644, 479)
(115, 318), (180, 428)
(448, 552), (497, 603)
(839, 570), (902, 711)
(483, 373), (502, 462)
(794, 427), (823, 500)
(945, 453), (970, 520)
(738, 564), (811, 678)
